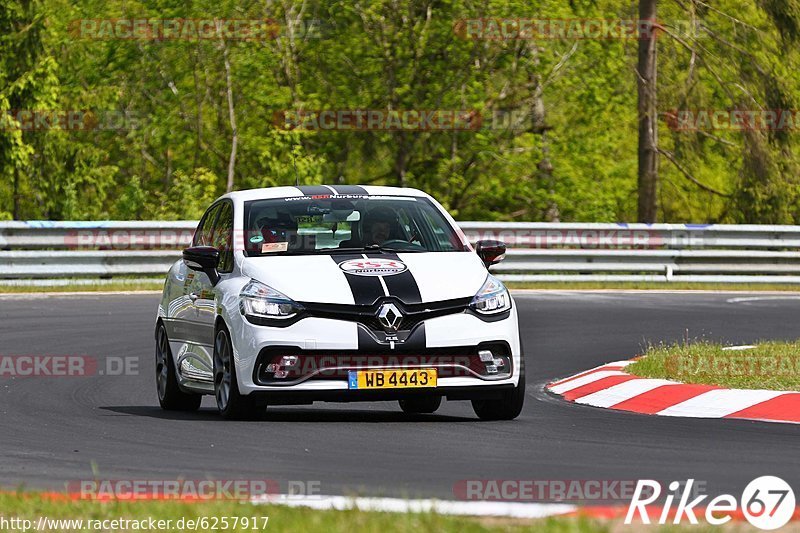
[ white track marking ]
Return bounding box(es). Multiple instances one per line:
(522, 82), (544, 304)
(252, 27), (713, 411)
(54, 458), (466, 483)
(721, 345), (756, 351)
(605, 360), (635, 367)
(726, 296), (800, 303)
(548, 370), (627, 394)
(251, 495), (576, 519)
(548, 360), (633, 388)
(657, 389), (787, 418)
(573, 379), (675, 407)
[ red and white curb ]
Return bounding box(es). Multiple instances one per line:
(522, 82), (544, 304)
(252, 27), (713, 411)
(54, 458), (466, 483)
(16, 491), (799, 523)
(546, 360), (800, 424)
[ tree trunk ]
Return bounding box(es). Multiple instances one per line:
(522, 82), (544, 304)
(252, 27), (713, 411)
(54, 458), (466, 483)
(222, 42), (238, 193)
(12, 166), (20, 220)
(637, 0), (658, 222)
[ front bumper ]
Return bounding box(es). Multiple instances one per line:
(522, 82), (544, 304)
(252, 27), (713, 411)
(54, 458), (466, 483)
(226, 303), (522, 398)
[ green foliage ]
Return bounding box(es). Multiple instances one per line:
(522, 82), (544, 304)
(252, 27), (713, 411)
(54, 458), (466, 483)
(156, 168), (221, 220)
(1, 0), (800, 222)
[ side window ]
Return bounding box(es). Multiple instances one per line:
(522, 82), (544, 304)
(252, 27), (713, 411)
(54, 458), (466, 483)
(193, 204), (221, 247)
(419, 207), (458, 251)
(212, 201), (234, 273)
(396, 208), (423, 246)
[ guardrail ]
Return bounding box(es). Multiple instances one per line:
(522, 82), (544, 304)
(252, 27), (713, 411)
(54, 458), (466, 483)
(2, 221), (800, 285)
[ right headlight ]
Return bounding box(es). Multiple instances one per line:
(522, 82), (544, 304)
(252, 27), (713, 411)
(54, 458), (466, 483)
(469, 274), (511, 315)
(239, 279), (304, 320)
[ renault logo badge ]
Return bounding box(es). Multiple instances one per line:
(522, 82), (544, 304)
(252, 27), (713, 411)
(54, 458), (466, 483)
(377, 303), (403, 332)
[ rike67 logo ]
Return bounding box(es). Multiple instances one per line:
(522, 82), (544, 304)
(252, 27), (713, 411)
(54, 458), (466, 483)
(626, 477), (795, 530)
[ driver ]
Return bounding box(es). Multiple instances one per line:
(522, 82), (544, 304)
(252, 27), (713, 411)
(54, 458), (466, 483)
(364, 206), (396, 245)
(340, 206), (398, 247)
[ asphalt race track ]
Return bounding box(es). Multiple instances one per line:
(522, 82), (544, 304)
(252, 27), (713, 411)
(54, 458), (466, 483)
(1, 291), (799, 500)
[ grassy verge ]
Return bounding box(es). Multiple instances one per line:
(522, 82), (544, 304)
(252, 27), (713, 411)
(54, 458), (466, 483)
(0, 279), (163, 293)
(627, 340), (800, 390)
(506, 281), (800, 291)
(0, 492), (609, 532)
(4, 280), (800, 294)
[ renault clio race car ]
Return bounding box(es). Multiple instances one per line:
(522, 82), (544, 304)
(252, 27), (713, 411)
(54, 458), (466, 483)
(155, 185), (525, 420)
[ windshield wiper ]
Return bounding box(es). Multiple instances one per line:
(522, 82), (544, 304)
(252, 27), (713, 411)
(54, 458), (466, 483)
(252, 245), (427, 256)
(321, 244), (426, 254)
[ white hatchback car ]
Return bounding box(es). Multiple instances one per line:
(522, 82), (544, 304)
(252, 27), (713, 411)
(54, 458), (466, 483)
(156, 185), (524, 419)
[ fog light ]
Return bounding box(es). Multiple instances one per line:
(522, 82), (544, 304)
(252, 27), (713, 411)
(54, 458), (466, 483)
(280, 356), (299, 367)
(478, 350), (494, 362)
(273, 370), (289, 379)
(486, 365), (498, 374)
(266, 363), (280, 372)
(493, 358), (505, 368)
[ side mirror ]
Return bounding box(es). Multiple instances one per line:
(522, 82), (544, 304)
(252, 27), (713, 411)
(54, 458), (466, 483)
(475, 240), (506, 268)
(183, 246), (221, 285)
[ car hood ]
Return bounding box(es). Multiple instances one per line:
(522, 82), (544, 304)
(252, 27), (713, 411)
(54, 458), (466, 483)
(241, 251), (489, 305)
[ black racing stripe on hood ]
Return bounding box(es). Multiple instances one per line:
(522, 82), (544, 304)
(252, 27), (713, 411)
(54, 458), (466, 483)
(296, 185), (333, 196)
(367, 252), (422, 304)
(330, 184), (368, 195)
(332, 254), (386, 305)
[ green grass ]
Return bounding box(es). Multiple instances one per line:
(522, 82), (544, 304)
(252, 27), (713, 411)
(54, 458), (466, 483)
(506, 281), (800, 291)
(0, 279), (163, 293)
(3, 280), (800, 294)
(0, 492), (608, 532)
(627, 340), (800, 390)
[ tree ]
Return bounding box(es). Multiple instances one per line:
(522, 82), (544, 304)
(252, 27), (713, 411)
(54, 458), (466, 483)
(637, 0), (658, 222)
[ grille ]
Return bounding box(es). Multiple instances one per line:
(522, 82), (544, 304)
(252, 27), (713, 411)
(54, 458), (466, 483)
(300, 296), (471, 332)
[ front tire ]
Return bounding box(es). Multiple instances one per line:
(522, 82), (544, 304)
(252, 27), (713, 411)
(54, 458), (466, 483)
(399, 396), (442, 414)
(214, 325), (264, 420)
(471, 373), (525, 421)
(156, 324), (202, 411)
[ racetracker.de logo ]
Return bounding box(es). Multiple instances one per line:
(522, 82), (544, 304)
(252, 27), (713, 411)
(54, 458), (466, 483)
(454, 479), (666, 503)
(664, 354), (800, 378)
(0, 355), (138, 377)
(452, 18), (703, 40)
(70, 19), (279, 41)
(0, 110), (139, 131)
(64, 229), (194, 249)
(273, 109), (482, 131)
(665, 109), (800, 131)
(68, 479), (321, 500)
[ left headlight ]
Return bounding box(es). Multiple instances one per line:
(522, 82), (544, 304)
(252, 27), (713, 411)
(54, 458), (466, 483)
(240, 279), (304, 320)
(469, 274), (511, 315)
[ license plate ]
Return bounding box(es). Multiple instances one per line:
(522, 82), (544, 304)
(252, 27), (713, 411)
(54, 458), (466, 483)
(348, 369), (437, 389)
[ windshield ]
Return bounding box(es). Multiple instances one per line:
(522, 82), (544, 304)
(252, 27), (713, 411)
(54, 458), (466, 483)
(243, 195), (469, 256)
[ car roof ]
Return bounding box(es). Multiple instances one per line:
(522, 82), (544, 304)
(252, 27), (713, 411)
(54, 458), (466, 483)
(219, 185), (430, 203)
